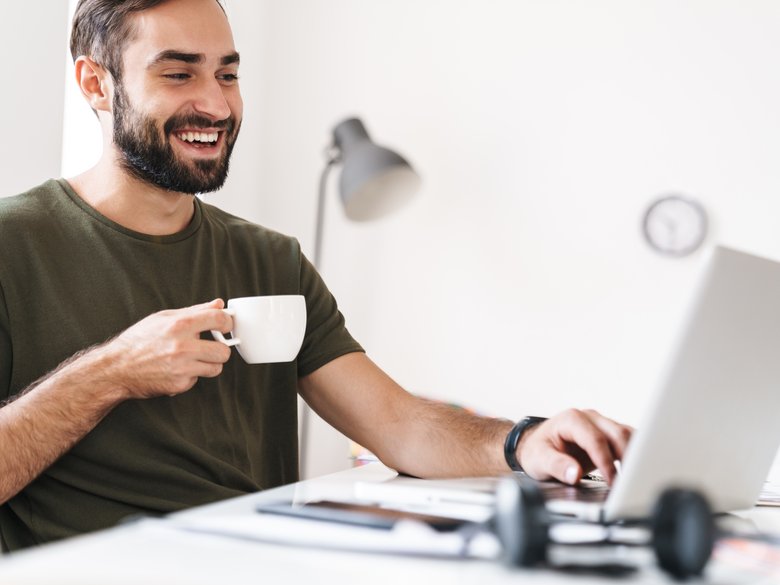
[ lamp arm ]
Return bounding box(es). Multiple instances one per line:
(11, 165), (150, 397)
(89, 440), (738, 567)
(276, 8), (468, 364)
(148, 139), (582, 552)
(313, 155), (339, 270)
(301, 151), (340, 478)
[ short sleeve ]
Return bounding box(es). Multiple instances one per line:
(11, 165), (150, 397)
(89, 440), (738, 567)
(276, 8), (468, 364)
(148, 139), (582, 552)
(296, 253), (364, 377)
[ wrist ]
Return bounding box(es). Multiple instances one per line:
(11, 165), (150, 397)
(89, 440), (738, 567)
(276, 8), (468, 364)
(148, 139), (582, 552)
(503, 416), (547, 472)
(59, 343), (130, 406)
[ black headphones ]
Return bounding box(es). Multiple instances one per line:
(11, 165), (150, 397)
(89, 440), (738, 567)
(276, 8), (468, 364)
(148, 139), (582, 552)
(491, 475), (716, 579)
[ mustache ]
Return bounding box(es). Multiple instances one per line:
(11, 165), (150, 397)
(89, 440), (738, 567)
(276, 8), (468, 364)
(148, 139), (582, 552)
(164, 114), (235, 135)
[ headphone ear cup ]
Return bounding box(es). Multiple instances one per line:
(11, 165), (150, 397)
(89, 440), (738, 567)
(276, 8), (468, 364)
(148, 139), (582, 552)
(493, 476), (549, 567)
(651, 488), (715, 579)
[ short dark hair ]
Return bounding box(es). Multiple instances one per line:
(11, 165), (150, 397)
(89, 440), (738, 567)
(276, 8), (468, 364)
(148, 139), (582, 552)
(69, 0), (225, 82)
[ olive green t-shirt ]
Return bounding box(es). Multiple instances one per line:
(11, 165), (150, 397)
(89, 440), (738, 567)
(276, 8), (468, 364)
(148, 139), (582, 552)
(0, 179), (364, 551)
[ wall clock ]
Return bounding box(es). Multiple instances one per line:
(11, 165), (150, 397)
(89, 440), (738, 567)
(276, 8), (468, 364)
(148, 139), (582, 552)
(642, 194), (708, 257)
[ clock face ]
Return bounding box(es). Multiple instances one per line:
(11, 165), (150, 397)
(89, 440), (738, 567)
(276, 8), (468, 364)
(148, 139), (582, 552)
(642, 195), (708, 256)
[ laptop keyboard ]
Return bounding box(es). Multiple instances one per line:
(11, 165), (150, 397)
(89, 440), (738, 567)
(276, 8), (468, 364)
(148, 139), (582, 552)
(538, 479), (611, 504)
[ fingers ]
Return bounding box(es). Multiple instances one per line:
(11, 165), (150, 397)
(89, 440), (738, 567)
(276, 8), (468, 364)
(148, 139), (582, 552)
(204, 302), (234, 336)
(543, 450), (584, 486)
(191, 337), (232, 364)
(188, 298), (225, 311)
(174, 301), (234, 367)
(150, 339), (231, 387)
(582, 409), (633, 461)
(553, 412), (619, 484)
(189, 357), (228, 378)
(519, 409), (632, 486)
(109, 300), (238, 399)
(161, 300), (234, 337)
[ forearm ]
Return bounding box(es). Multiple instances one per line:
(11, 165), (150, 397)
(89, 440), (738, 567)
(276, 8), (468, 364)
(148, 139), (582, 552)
(0, 300), (234, 505)
(299, 354), (517, 479)
(373, 397), (515, 479)
(0, 345), (126, 505)
(302, 354), (632, 485)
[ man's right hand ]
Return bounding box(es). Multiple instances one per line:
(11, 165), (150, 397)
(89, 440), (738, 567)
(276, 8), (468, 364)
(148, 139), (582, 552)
(0, 299), (235, 505)
(103, 298), (234, 400)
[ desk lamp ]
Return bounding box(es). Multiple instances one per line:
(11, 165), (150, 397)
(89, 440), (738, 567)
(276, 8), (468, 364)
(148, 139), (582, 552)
(301, 116), (421, 476)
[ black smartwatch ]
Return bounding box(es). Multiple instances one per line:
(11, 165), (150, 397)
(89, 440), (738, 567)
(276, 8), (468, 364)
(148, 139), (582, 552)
(504, 416), (547, 472)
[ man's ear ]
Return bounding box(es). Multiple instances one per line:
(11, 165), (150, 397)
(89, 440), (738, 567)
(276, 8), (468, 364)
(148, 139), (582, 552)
(74, 56), (113, 113)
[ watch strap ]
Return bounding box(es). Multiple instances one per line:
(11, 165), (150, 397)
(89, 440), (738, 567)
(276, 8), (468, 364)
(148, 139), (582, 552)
(504, 416), (548, 472)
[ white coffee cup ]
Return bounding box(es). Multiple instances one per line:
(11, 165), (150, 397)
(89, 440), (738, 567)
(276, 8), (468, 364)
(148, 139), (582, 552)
(210, 295), (306, 364)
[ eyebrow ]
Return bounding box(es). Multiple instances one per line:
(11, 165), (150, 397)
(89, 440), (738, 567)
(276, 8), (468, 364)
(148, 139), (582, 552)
(148, 50), (241, 68)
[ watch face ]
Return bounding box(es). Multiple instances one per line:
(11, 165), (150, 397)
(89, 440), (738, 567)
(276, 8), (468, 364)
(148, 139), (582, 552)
(642, 195), (708, 256)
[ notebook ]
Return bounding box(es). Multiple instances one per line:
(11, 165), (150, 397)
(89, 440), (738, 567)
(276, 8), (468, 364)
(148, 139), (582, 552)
(356, 246), (780, 523)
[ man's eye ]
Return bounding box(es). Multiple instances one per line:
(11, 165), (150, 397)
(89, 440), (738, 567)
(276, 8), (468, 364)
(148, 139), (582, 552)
(163, 73), (190, 80)
(219, 73), (239, 83)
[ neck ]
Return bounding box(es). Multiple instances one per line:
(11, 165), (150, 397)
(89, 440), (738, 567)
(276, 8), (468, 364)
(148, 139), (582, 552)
(67, 152), (196, 236)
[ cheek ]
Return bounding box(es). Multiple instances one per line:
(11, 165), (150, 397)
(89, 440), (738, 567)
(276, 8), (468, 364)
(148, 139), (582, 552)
(136, 85), (183, 121)
(228, 89), (243, 119)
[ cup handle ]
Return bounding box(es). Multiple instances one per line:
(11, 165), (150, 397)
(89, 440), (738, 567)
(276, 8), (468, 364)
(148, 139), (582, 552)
(211, 309), (240, 347)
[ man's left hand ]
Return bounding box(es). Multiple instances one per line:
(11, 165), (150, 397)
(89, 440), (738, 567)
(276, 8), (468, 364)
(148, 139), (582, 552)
(517, 409), (633, 485)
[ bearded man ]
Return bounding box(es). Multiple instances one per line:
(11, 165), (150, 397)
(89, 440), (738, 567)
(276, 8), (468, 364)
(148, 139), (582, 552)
(0, 0), (631, 551)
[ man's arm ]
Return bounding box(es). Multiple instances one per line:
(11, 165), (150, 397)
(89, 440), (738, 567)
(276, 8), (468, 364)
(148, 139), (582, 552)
(298, 352), (632, 483)
(0, 299), (233, 505)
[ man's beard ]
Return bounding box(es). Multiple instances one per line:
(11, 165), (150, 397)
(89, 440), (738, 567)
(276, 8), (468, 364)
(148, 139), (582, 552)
(112, 84), (240, 194)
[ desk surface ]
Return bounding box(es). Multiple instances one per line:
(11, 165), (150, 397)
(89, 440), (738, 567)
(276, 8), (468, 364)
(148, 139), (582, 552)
(1, 464), (779, 585)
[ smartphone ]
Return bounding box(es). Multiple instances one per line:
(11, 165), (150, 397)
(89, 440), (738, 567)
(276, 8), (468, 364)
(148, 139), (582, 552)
(256, 500), (469, 532)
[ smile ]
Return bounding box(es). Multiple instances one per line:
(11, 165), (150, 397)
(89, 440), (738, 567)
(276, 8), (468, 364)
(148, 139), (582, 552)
(176, 131), (219, 144)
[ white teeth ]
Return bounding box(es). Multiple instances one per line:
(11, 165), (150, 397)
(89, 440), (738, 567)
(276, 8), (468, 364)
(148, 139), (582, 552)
(177, 131), (219, 144)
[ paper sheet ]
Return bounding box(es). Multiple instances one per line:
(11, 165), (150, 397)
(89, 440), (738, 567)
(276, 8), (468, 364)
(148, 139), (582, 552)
(164, 513), (502, 560)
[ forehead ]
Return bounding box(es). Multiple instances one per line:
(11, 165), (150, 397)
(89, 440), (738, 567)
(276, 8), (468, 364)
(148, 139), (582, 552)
(123, 0), (236, 68)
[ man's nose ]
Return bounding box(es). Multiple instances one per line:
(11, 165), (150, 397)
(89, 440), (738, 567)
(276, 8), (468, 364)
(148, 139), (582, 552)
(192, 78), (232, 121)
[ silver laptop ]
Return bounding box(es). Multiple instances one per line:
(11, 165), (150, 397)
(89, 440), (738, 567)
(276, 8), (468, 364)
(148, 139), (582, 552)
(355, 246), (780, 523)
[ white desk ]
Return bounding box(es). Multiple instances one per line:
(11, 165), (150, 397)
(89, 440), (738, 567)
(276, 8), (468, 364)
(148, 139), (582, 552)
(0, 463), (779, 585)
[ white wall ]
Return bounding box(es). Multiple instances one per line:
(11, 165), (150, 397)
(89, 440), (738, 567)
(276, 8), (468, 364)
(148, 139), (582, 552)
(221, 1), (780, 477)
(5, 1), (780, 480)
(0, 2), (69, 196)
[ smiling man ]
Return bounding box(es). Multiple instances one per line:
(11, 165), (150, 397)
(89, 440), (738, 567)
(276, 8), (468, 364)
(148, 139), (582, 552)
(0, 0), (631, 551)
(68, 0), (243, 230)
(111, 42), (241, 193)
